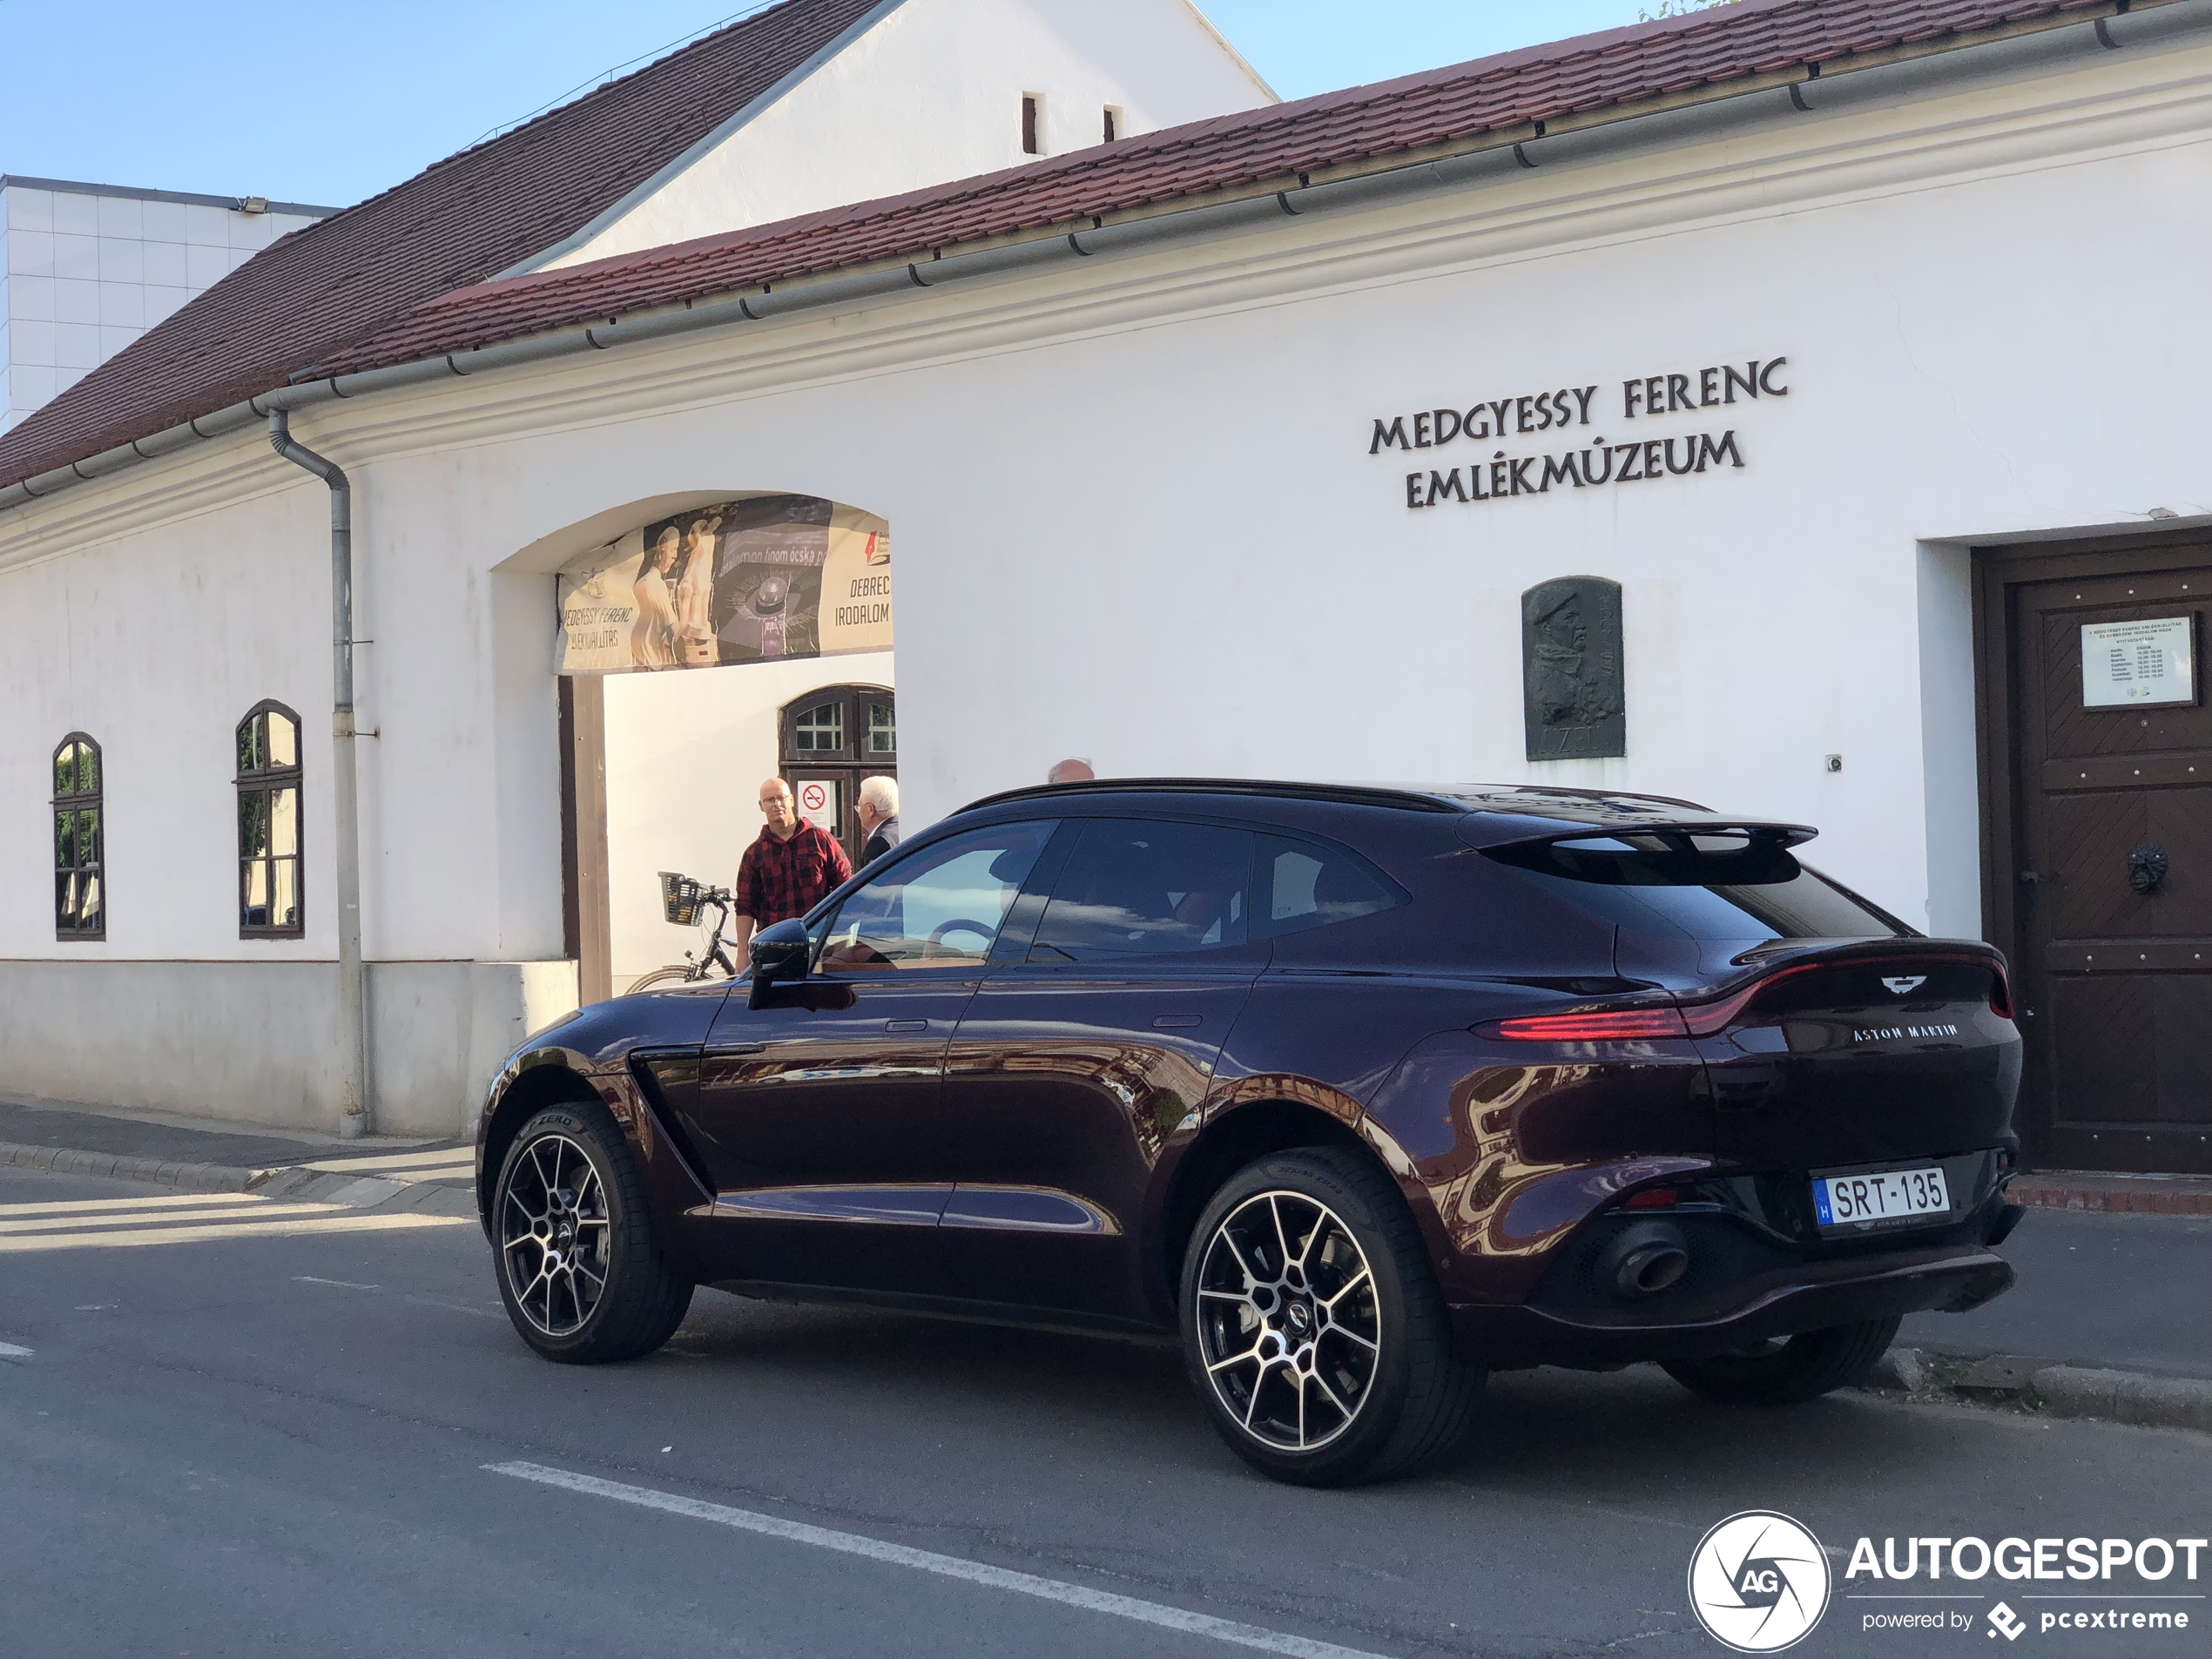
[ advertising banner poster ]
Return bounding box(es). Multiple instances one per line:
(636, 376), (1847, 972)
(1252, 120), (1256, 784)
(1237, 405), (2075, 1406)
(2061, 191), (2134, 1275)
(556, 495), (891, 674)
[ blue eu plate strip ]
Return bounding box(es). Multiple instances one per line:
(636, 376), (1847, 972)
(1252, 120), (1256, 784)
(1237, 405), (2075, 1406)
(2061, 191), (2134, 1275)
(1812, 1180), (1834, 1226)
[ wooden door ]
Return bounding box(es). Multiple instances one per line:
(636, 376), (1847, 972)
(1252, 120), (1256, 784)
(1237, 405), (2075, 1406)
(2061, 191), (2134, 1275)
(2002, 556), (2210, 1174)
(779, 684), (895, 867)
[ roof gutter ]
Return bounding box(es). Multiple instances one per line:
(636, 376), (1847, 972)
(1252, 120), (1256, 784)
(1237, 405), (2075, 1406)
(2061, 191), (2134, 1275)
(3, 0), (2202, 518)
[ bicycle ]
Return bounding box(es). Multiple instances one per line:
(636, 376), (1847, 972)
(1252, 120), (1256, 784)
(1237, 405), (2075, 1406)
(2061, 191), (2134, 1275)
(626, 872), (745, 994)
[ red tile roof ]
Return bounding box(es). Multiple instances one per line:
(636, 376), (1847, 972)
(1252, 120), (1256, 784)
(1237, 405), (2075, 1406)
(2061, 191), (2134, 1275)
(0, 0), (891, 492)
(0, 0), (2134, 493)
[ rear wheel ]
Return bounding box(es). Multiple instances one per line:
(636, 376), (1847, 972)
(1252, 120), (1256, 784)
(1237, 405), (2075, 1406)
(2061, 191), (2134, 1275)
(1661, 1316), (1901, 1406)
(1180, 1147), (1483, 1486)
(625, 964), (699, 995)
(492, 1101), (692, 1364)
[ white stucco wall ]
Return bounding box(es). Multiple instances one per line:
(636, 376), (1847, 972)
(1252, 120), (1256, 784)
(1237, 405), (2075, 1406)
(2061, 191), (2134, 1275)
(537, 0), (1273, 271)
(4, 25), (2209, 1132)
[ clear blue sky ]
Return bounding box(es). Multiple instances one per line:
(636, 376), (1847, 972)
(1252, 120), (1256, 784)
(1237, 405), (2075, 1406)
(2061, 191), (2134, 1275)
(0, 1), (1649, 210)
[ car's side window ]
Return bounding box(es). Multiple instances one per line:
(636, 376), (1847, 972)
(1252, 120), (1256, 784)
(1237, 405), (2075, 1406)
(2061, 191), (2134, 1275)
(1258, 834), (1403, 938)
(1029, 819), (1253, 961)
(816, 820), (1053, 972)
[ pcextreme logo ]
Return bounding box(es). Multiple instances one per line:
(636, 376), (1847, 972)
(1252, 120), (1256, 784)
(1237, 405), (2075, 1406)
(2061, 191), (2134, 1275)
(1689, 1511), (1832, 1653)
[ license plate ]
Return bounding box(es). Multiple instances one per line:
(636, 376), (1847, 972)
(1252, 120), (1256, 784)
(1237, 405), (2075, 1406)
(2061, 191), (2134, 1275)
(1812, 1166), (1950, 1229)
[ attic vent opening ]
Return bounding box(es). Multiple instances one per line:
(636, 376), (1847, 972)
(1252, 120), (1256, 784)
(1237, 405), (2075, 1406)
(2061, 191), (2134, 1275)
(1022, 94), (1042, 156)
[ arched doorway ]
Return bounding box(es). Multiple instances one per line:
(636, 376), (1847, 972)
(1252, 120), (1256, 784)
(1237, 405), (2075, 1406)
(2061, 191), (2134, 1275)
(780, 684), (896, 867)
(543, 491), (895, 999)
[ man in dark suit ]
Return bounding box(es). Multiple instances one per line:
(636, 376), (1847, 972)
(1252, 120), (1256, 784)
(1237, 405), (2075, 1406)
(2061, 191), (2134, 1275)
(857, 775), (900, 865)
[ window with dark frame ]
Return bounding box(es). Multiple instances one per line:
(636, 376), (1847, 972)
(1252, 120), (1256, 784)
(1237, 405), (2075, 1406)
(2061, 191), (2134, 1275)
(1022, 95), (1041, 155)
(51, 733), (105, 939)
(236, 702), (303, 937)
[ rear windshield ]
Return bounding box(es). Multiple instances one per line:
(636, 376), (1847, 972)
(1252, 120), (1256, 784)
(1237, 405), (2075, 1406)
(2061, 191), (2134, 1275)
(1486, 831), (1905, 941)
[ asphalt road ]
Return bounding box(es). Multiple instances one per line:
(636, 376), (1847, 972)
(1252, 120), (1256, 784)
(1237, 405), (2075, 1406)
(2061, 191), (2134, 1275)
(3, 1164), (2208, 1659)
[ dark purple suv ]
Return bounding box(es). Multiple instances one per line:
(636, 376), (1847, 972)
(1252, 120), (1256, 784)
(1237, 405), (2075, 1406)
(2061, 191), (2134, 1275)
(476, 781), (2022, 1485)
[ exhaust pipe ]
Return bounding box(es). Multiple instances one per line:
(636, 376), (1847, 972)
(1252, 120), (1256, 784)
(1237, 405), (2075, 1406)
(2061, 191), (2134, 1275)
(1603, 1220), (1690, 1299)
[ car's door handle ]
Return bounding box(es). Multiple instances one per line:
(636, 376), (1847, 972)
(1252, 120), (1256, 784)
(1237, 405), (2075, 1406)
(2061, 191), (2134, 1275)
(885, 1019), (929, 1033)
(1152, 1015), (1203, 1029)
(710, 1042), (765, 1055)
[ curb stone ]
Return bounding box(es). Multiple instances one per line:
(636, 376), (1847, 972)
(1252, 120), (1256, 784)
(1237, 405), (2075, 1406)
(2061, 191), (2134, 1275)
(0, 1137), (478, 1218)
(1865, 1346), (2212, 1434)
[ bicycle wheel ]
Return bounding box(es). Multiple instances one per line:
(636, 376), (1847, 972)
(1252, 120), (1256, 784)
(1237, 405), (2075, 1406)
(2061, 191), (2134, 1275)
(625, 965), (700, 995)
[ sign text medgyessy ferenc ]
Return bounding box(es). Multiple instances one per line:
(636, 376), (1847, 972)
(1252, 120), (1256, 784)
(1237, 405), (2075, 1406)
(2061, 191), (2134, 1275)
(1370, 355), (1789, 510)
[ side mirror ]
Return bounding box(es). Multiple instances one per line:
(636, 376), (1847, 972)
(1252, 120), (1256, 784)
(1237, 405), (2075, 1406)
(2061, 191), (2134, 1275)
(747, 919), (812, 1008)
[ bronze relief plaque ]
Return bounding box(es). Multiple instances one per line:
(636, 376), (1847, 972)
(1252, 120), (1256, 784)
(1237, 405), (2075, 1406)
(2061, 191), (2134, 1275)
(1521, 577), (1625, 760)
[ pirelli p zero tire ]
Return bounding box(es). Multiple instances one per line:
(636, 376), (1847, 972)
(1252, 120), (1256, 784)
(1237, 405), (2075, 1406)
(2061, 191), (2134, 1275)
(491, 1101), (693, 1365)
(1662, 1316), (1904, 1407)
(1179, 1147), (1485, 1487)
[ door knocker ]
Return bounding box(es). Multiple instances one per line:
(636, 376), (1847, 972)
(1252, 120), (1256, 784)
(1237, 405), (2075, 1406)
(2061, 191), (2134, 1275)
(2128, 841), (2168, 895)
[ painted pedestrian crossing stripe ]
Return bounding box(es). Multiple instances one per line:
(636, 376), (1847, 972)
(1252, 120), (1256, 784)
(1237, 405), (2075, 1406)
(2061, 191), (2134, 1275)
(0, 1190), (470, 1252)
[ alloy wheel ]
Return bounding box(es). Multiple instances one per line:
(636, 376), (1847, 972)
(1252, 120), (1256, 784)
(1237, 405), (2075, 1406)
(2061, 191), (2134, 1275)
(501, 1134), (611, 1338)
(1194, 1190), (1382, 1452)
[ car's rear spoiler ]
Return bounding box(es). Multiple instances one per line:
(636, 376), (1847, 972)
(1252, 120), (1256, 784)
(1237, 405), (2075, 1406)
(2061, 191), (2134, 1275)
(1457, 813), (1819, 852)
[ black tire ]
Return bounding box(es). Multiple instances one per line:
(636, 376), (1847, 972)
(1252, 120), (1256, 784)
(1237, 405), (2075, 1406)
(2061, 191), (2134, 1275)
(491, 1100), (693, 1364)
(1178, 1147), (1484, 1487)
(625, 965), (698, 995)
(1662, 1316), (1902, 1406)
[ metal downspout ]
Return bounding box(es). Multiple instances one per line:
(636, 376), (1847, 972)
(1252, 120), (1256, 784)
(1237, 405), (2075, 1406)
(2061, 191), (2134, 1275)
(268, 411), (369, 1139)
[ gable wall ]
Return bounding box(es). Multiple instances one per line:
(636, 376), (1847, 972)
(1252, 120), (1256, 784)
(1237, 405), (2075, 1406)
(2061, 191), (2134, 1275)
(538, 0), (1273, 272)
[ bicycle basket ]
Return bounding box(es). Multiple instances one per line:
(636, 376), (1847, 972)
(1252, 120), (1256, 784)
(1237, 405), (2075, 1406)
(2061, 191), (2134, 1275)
(659, 872), (705, 927)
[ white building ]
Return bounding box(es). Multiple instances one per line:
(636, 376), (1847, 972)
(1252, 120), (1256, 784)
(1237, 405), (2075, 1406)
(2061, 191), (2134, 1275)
(0, 178), (329, 435)
(0, 0), (2205, 1180)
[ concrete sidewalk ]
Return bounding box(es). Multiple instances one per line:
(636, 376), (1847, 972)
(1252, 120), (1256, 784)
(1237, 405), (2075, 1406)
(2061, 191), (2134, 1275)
(0, 1094), (475, 1217)
(1902, 1204), (2212, 1381)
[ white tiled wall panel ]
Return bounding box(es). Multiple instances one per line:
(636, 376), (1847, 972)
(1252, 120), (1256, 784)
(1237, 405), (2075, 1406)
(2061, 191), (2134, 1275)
(1, 182), (326, 435)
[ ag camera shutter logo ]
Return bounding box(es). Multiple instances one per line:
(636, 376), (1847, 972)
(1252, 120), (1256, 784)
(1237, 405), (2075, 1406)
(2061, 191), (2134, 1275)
(1689, 1511), (1831, 1652)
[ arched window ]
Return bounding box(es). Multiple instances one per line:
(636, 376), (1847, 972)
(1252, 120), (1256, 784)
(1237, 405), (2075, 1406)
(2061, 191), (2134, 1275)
(236, 702), (303, 937)
(52, 733), (104, 939)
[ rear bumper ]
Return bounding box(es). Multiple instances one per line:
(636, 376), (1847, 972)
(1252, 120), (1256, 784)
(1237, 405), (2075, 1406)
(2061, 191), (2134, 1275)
(1459, 1243), (2013, 1369)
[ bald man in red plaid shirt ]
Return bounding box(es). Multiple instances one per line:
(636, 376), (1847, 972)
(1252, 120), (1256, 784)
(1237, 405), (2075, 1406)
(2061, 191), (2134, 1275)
(733, 777), (852, 943)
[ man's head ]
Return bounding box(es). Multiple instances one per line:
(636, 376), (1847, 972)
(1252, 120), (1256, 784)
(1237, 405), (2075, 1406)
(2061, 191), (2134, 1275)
(857, 775), (899, 833)
(758, 778), (798, 839)
(1048, 758), (1096, 786)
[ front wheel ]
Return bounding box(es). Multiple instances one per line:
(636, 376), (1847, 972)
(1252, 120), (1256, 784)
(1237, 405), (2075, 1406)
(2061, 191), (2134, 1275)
(1179, 1147), (1483, 1486)
(491, 1101), (692, 1364)
(1662, 1317), (1902, 1406)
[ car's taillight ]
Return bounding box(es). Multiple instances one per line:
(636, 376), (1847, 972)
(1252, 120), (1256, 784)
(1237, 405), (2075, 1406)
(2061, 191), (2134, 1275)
(1487, 952), (2013, 1042)
(1490, 1008), (1689, 1042)
(1622, 1187), (1680, 1210)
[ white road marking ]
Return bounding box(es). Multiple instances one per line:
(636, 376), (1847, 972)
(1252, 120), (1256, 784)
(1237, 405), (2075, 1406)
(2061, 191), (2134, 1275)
(0, 1211), (469, 1253)
(294, 1276), (380, 1290)
(0, 1192), (267, 1218)
(0, 1201), (343, 1236)
(0, 1342), (31, 1358)
(486, 1461), (1392, 1659)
